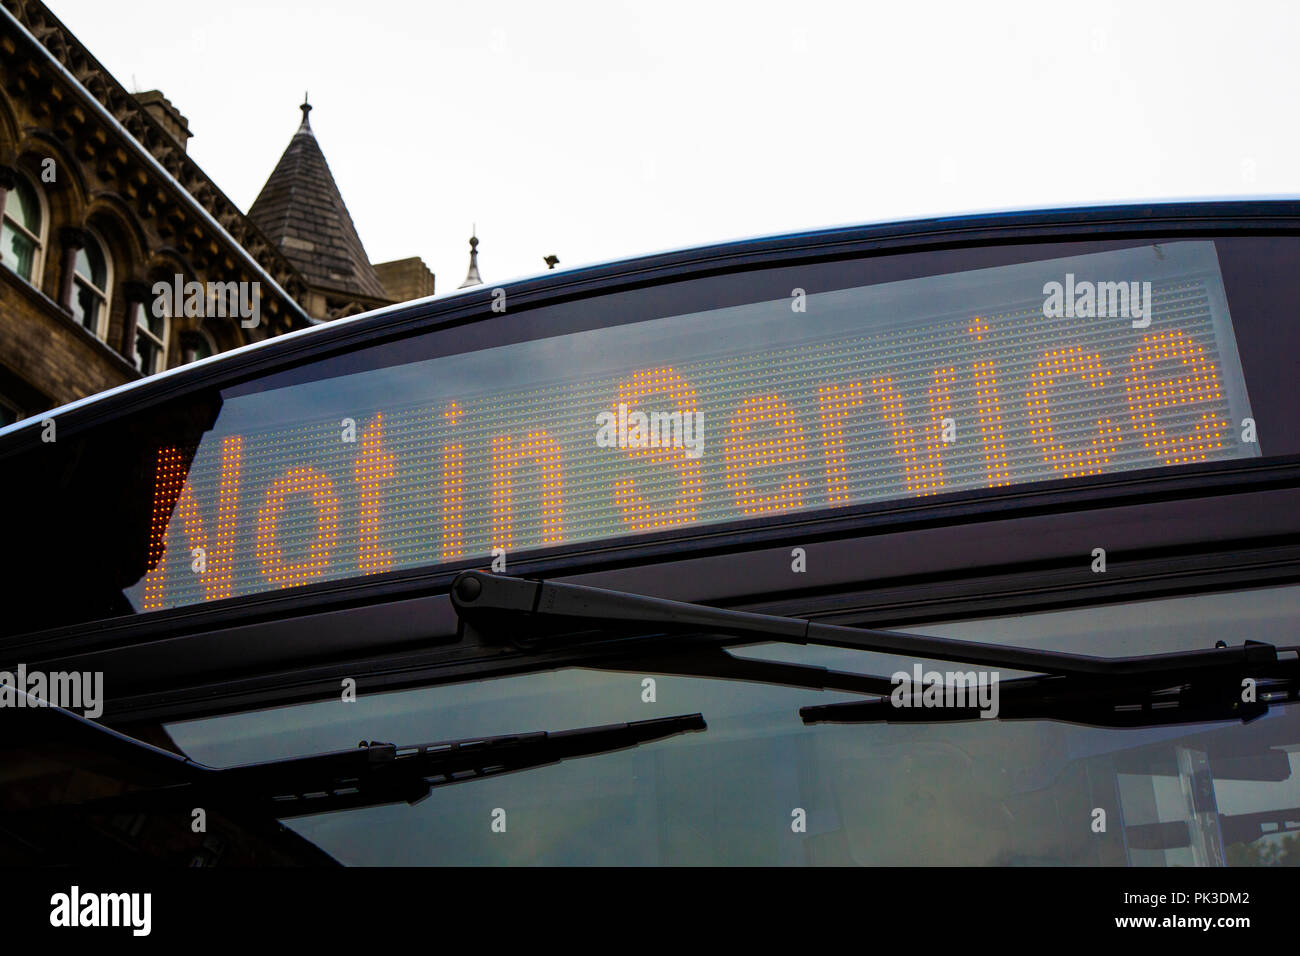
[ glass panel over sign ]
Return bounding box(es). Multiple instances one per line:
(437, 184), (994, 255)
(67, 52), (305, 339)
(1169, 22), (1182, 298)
(129, 241), (1257, 612)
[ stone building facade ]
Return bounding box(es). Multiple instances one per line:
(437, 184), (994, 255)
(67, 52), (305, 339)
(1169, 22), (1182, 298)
(0, 0), (435, 426)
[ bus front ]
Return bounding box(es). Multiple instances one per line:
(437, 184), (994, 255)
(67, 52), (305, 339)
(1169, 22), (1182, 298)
(3, 200), (1300, 868)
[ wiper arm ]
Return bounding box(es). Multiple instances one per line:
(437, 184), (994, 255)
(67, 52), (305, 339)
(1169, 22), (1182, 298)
(582, 644), (896, 697)
(6, 687), (705, 818)
(451, 571), (1286, 682)
(452, 572), (1300, 730)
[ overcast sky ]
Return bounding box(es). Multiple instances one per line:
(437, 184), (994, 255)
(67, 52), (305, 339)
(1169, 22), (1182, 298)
(42, 0), (1300, 290)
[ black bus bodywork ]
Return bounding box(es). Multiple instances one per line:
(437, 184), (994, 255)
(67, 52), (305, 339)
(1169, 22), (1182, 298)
(3, 201), (1300, 865)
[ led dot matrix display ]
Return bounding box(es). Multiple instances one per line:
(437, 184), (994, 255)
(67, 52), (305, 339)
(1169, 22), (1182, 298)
(134, 242), (1257, 612)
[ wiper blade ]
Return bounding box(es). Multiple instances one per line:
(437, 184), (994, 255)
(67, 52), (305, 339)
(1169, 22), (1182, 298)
(176, 713), (706, 818)
(6, 687), (705, 818)
(451, 571), (1287, 682)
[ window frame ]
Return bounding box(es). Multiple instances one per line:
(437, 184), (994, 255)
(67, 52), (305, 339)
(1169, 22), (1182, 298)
(134, 301), (169, 375)
(0, 171), (48, 286)
(72, 228), (113, 341)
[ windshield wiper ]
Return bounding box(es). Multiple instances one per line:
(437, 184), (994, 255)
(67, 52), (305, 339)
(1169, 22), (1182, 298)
(450, 571), (1300, 729)
(6, 686), (705, 818)
(126, 714), (706, 819)
(451, 571), (1288, 683)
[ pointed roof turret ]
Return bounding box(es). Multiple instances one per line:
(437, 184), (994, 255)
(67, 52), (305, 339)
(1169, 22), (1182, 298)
(248, 99), (388, 300)
(458, 229), (483, 288)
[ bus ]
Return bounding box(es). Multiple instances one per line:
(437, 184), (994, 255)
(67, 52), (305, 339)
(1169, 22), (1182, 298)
(2, 200), (1300, 867)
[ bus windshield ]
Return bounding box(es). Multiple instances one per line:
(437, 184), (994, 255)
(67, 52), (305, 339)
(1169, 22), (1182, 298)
(159, 584), (1300, 866)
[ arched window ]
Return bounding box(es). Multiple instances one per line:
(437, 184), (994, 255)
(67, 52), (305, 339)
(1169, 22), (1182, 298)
(71, 230), (112, 339)
(181, 328), (217, 365)
(0, 173), (46, 284)
(133, 301), (168, 375)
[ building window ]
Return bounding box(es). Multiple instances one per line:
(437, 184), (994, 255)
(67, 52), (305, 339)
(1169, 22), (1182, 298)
(134, 303), (168, 375)
(0, 174), (46, 284)
(182, 330), (216, 365)
(71, 231), (112, 339)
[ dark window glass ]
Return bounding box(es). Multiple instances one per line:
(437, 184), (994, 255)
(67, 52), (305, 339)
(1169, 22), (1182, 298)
(0, 176), (43, 282)
(71, 235), (110, 337)
(134, 304), (167, 375)
(153, 584), (1300, 866)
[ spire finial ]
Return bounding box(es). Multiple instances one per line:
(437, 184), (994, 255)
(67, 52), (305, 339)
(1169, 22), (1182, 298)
(299, 93), (312, 129)
(459, 227), (483, 289)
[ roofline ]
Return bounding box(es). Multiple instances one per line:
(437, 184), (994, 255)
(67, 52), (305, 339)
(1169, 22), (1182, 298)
(3, 197), (1299, 440)
(0, 3), (314, 328)
(408, 195), (1300, 310)
(325, 196), (1300, 322)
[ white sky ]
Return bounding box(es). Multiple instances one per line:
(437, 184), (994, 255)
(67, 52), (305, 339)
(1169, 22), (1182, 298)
(42, 0), (1300, 289)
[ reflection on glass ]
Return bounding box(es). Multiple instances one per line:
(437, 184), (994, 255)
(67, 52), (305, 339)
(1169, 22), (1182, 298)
(134, 303), (167, 374)
(0, 176), (42, 282)
(72, 282), (102, 332)
(166, 584), (1300, 866)
(71, 237), (109, 335)
(1, 228), (35, 278)
(132, 242), (1259, 614)
(74, 241), (106, 288)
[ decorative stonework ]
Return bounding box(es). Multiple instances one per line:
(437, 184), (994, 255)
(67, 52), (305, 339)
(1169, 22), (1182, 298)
(2, 0), (310, 320)
(0, 0), (436, 419)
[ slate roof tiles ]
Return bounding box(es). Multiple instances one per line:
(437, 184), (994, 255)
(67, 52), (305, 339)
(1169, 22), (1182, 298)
(248, 104), (389, 301)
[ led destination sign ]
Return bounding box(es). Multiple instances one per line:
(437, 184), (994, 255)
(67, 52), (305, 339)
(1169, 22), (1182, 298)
(133, 242), (1257, 612)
